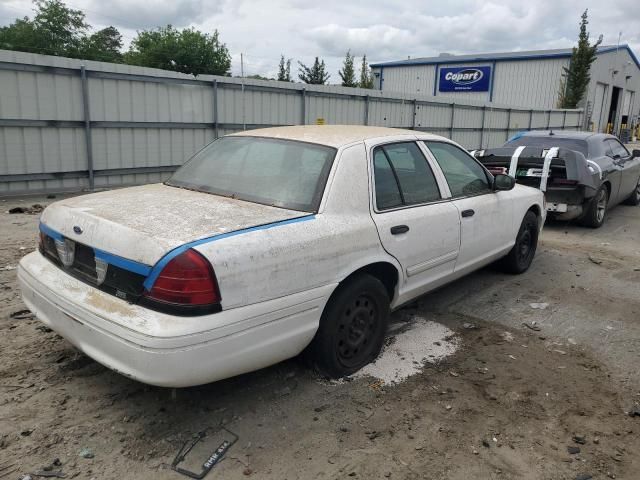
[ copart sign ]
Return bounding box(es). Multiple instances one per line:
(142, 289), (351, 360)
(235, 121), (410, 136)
(439, 66), (491, 92)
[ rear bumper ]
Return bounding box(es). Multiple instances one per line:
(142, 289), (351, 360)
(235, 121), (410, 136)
(18, 252), (334, 387)
(544, 186), (588, 220)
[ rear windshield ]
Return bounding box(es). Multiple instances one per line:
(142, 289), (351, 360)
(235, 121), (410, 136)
(505, 136), (588, 156)
(167, 137), (336, 212)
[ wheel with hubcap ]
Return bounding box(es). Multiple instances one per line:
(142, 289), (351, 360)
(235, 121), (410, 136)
(580, 185), (608, 228)
(623, 177), (640, 206)
(307, 274), (390, 378)
(499, 211), (539, 274)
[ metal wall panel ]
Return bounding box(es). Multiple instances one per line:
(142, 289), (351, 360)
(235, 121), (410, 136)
(0, 49), (583, 195)
(531, 111), (549, 129)
(307, 95), (365, 125)
(380, 65), (436, 96)
(491, 58), (569, 108)
(0, 69), (84, 120)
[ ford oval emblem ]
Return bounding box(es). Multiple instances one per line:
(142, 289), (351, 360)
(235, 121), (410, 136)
(73, 225), (83, 235)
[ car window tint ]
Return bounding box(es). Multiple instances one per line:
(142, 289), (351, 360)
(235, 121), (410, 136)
(607, 139), (630, 159)
(167, 137), (335, 212)
(373, 143), (442, 211)
(382, 143), (441, 205)
(424, 141), (491, 197)
(373, 149), (403, 210)
(603, 140), (614, 157)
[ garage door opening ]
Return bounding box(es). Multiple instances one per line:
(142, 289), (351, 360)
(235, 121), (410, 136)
(607, 86), (622, 134)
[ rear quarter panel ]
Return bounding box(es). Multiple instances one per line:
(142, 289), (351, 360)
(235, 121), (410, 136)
(194, 143), (401, 310)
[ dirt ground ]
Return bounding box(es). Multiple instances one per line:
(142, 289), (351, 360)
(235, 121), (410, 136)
(1, 194), (640, 480)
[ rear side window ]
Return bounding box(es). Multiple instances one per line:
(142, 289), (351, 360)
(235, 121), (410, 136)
(424, 141), (491, 197)
(373, 142), (441, 211)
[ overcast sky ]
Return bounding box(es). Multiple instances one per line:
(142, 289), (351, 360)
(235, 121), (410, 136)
(1, 0), (638, 80)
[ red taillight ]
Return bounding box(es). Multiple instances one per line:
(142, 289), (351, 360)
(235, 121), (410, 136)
(144, 249), (221, 306)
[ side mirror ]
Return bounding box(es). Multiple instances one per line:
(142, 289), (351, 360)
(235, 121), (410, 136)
(633, 149), (640, 158)
(493, 173), (516, 191)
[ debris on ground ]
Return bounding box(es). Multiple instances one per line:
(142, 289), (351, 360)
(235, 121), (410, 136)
(8, 204), (44, 215)
(529, 302), (549, 310)
(567, 446), (581, 454)
(628, 405), (640, 417)
(1, 265), (16, 271)
(522, 321), (542, 332)
(79, 447), (94, 459)
(10, 309), (34, 320)
(575, 474), (592, 480)
(171, 428), (238, 478)
(572, 434), (586, 444)
(588, 255), (603, 265)
(462, 322), (478, 330)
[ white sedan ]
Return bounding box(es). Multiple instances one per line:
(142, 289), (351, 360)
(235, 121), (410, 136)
(18, 126), (544, 387)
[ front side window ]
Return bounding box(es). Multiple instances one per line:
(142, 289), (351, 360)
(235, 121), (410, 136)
(424, 141), (491, 197)
(167, 136), (336, 212)
(606, 139), (630, 159)
(373, 142), (441, 211)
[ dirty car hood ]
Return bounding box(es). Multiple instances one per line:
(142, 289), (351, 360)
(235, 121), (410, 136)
(40, 183), (306, 266)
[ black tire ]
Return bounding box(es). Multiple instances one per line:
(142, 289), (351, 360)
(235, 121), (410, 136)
(623, 177), (640, 206)
(307, 274), (390, 378)
(580, 185), (609, 228)
(499, 211), (539, 274)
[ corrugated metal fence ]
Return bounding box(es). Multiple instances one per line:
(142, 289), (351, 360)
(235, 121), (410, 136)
(0, 50), (584, 195)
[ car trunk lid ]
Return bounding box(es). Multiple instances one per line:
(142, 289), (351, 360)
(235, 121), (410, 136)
(40, 183), (307, 267)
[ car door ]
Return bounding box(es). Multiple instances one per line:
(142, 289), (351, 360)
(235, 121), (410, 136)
(368, 141), (461, 301)
(423, 141), (513, 273)
(607, 138), (638, 201)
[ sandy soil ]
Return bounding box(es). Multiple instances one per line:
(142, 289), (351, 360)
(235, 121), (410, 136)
(1, 194), (639, 480)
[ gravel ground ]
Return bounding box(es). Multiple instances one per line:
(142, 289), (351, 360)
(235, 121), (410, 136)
(1, 193), (640, 480)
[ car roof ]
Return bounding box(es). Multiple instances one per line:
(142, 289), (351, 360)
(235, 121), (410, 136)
(228, 125), (446, 148)
(519, 130), (613, 141)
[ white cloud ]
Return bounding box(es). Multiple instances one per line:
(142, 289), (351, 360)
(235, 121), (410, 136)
(0, 0), (638, 80)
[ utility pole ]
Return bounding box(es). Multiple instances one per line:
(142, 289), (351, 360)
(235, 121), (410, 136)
(241, 53), (246, 130)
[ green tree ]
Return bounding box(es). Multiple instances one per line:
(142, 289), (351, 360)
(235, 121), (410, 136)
(358, 55), (374, 89)
(277, 55), (292, 81)
(560, 9), (602, 108)
(339, 50), (357, 87)
(298, 57), (330, 84)
(126, 26), (231, 76)
(0, 0), (88, 56)
(79, 26), (123, 63)
(0, 17), (40, 53)
(247, 74), (274, 80)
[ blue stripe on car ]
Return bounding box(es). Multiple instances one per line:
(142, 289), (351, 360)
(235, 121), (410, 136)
(39, 222), (64, 241)
(94, 248), (152, 276)
(142, 214), (315, 290)
(40, 222), (152, 275)
(40, 215), (315, 290)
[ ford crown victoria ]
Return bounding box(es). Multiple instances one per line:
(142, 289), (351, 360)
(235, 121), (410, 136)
(19, 126), (545, 387)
